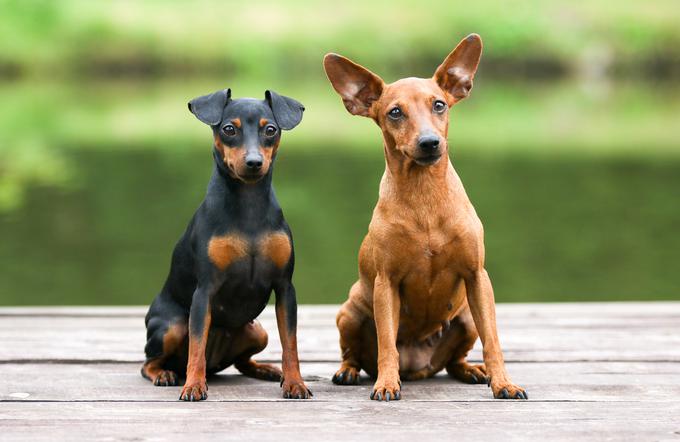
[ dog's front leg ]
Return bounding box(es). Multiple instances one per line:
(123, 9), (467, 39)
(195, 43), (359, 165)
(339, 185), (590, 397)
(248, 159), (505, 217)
(465, 268), (527, 399)
(274, 280), (312, 399)
(179, 284), (214, 401)
(371, 273), (401, 401)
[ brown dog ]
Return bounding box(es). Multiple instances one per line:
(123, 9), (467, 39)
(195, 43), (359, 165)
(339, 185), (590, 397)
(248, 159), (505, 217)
(323, 34), (527, 401)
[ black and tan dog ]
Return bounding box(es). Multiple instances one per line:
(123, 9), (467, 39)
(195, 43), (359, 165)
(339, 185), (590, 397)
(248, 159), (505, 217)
(142, 88), (312, 401)
(323, 34), (527, 401)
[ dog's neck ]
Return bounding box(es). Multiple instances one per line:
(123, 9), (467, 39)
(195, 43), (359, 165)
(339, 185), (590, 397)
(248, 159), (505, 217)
(381, 137), (454, 198)
(208, 148), (274, 218)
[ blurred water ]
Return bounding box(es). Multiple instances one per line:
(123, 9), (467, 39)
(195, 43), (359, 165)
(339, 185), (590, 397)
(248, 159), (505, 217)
(0, 146), (678, 305)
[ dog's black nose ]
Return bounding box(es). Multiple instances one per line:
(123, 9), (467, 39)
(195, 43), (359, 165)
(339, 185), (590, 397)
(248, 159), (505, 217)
(245, 157), (263, 170)
(418, 135), (440, 152)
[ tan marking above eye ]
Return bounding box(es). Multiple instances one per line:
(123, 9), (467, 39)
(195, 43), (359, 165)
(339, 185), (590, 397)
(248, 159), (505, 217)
(258, 232), (291, 268)
(259, 118), (268, 127)
(207, 234), (249, 270)
(232, 118), (241, 128)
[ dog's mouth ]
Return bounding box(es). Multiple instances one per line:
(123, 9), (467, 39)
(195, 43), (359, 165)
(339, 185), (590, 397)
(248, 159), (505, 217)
(235, 171), (265, 183)
(413, 153), (442, 166)
(226, 164), (266, 184)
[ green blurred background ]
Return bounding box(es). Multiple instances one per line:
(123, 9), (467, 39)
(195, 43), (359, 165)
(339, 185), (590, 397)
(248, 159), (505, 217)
(0, 0), (678, 305)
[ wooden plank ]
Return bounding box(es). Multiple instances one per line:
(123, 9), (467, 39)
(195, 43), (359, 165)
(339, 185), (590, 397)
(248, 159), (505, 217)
(1, 303), (679, 362)
(0, 306), (147, 317)
(0, 304), (679, 441)
(1, 361), (680, 403)
(1, 302), (679, 321)
(0, 401), (678, 442)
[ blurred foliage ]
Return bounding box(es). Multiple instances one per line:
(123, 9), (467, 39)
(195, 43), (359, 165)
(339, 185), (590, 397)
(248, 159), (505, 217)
(2, 78), (679, 213)
(1, 0), (680, 79)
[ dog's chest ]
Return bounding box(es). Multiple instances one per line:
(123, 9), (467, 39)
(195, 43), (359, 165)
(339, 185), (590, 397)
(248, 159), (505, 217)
(400, 222), (462, 271)
(406, 230), (464, 282)
(206, 231), (291, 327)
(207, 231), (291, 272)
(395, 225), (470, 338)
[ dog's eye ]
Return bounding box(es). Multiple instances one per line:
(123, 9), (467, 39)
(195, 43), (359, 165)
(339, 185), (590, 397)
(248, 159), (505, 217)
(264, 125), (278, 137)
(387, 107), (403, 120)
(433, 100), (447, 114)
(222, 124), (236, 137)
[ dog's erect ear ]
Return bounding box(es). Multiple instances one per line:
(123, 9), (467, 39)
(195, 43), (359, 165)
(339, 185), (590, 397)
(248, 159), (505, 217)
(434, 34), (483, 103)
(265, 90), (305, 130)
(323, 53), (384, 117)
(188, 88), (231, 126)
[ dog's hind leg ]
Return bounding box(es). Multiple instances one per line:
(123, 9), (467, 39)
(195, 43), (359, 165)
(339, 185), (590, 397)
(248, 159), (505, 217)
(232, 320), (282, 382)
(141, 295), (188, 387)
(442, 306), (488, 384)
(332, 281), (370, 385)
(141, 326), (187, 386)
(400, 304), (487, 384)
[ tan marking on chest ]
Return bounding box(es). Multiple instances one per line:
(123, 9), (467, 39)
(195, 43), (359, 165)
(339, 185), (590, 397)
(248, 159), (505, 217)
(207, 234), (250, 270)
(258, 232), (292, 268)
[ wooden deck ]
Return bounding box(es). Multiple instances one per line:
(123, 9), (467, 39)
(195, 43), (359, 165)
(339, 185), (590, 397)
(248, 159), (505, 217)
(0, 303), (679, 441)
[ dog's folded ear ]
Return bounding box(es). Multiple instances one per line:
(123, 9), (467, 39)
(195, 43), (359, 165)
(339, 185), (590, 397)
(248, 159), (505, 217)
(434, 34), (483, 103)
(188, 88), (231, 126)
(323, 53), (384, 117)
(265, 90), (305, 130)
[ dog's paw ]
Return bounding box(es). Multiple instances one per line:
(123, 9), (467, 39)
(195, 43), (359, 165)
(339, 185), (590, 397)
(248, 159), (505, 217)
(250, 363), (283, 382)
(491, 380), (528, 400)
(153, 370), (179, 387)
(237, 360), (282, 382)
(281, 378), (313, 399)
(332, 366), (360, 385)
(179, 379), (208, 401)
(447, 362), (489, 384)
(370, 375), (401, 401)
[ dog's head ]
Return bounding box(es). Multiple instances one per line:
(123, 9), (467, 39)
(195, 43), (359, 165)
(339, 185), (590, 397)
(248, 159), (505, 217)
(323, 34), (482, 166)
(188, 89), (304, 183)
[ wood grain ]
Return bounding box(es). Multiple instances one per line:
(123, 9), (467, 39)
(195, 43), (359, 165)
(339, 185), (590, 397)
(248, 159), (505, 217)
(0, 303), (678, 441)
(1, 304), (679, 363)
(0, 402), (678, 442)
(1, 361), (680, 403)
